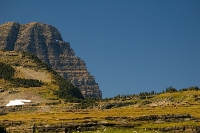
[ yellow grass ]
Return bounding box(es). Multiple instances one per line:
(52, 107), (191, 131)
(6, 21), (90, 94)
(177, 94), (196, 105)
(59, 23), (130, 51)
(1, 102), (199, 124)
(14, 67), (53, 83)
(0, 90), (199, 132)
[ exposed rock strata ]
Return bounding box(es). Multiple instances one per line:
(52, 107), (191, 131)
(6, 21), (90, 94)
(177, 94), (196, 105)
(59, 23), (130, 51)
(0, 22), (102, 98)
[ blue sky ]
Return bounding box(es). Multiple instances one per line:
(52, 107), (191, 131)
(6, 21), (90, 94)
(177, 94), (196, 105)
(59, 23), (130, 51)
(1, 0), (200, 98)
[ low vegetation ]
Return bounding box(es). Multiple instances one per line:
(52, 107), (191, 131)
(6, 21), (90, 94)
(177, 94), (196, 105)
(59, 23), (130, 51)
(0, 62), (15, 80)
(55, 74), (84, 101)
(0, 89), (199, 132)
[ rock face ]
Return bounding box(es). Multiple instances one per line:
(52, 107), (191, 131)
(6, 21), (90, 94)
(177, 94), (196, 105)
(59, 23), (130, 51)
(0, 22), (102, 98)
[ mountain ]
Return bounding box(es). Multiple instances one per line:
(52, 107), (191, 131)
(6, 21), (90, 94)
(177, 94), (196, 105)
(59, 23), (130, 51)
(0, 22), (102, 99)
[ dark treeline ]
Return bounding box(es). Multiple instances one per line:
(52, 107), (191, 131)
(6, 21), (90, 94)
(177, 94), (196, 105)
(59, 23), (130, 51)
(179, 86), (199, 91)
(73, 85), (200, 109)
(9, 78), (44, 87)
(101, 86), (200, 102)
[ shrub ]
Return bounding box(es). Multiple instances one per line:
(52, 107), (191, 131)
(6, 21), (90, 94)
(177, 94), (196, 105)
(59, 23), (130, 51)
(166, 86), (177, 93)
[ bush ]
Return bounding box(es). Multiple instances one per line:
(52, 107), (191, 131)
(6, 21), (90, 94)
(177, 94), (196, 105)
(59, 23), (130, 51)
(166, 86), (177, 93)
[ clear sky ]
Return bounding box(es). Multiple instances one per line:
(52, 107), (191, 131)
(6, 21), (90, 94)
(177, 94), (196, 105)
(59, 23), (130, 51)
(1, 0), (200, 98)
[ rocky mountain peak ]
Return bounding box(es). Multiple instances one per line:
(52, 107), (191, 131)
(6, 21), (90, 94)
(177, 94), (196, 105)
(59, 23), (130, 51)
(0, 22), (102, 99)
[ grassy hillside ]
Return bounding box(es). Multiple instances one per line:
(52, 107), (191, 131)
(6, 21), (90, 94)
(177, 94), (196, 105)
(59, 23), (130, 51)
(0, 89), (199, 132)
(0, 50), (83, 106)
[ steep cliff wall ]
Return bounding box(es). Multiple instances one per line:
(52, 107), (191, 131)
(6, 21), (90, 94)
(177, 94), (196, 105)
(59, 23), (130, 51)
(0, 22), (102, 98)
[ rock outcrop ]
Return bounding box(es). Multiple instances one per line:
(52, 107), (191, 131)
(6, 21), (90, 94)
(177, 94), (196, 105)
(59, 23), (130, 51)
(0, 22), (102, 98)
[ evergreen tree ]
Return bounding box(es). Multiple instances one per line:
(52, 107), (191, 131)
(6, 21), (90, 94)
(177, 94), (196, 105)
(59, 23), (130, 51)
(166, 86), (177, 93)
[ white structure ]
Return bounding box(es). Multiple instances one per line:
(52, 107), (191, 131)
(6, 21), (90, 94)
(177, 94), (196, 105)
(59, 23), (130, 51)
(5, 99), (31, 106)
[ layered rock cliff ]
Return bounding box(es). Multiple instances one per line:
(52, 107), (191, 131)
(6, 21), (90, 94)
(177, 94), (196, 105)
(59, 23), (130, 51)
(0, 22), (102, 98)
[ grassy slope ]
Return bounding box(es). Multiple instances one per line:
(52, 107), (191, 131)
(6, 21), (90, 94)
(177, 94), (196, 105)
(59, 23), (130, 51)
(0, 90), (199, 132)
(0, 50), (60, 106)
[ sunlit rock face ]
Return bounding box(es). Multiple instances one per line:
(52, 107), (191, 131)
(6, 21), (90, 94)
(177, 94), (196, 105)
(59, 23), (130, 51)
(0, 22), (102, 99)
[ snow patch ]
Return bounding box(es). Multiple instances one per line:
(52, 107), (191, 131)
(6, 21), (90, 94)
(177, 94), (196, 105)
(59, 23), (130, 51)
(5, 99), (31, 106)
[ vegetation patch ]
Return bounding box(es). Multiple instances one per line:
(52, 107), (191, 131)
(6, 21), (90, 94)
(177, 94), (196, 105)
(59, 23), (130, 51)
(0, 62), (15, 80)
(55, 75), (84, 102)
(9, 78), (44, 87)
(0, 125), (6, 133)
